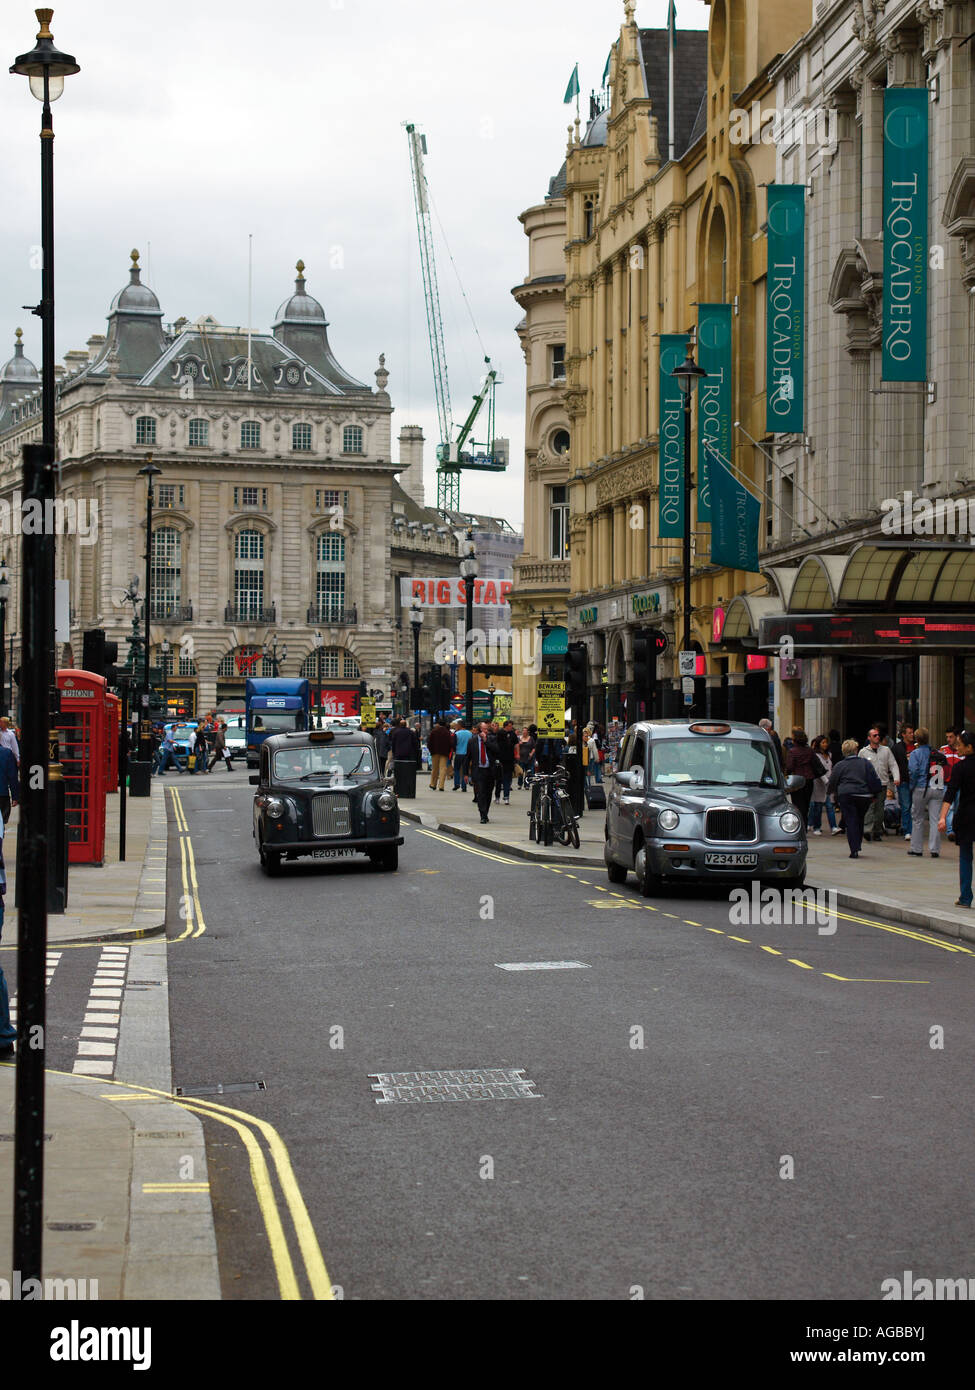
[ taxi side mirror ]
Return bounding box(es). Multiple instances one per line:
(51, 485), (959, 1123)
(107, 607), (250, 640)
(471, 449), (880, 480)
(249, 775), (259, 786)
(785, 774), (805, 791)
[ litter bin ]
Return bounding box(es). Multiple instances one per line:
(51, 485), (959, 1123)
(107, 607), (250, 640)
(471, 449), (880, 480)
(128, 759), (152, 798)
(393, 758), (417, 799)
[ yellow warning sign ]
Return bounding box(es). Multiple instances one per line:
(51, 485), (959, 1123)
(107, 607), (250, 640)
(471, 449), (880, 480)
(536, 681), (565, 736)
(360, 697), (376, 729)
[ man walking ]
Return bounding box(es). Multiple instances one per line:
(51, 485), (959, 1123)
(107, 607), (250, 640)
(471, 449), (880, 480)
(452, 721), (472, 791)
(906, 728), (946, 857)
(470, 721), (499, 824)
(0, 741), (19, 824)
(0, 715), (20, 765)
(496, 719), (518, 805)
(208, 720), (233, 772)
(892, 723), (915, 839)
(828, 739), (882, 858)
(427, 717), (452, 791)
(154, 726), (183, 775)
(858, 726), (899, 841)
(940, 727), (963, 839)
(939, 729), (975, 908)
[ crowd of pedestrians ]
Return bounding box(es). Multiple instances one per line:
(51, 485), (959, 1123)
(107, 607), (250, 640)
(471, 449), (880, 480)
(152, 713), (234, 775)
(764, 717), (975, 908)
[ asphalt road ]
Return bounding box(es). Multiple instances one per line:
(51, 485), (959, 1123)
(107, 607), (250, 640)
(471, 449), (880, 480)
(162, 769), (975, 1301)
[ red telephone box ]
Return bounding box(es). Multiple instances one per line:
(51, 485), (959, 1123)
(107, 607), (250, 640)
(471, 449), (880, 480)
(56, 669), (108, 865)
(105, 691), (120, 794)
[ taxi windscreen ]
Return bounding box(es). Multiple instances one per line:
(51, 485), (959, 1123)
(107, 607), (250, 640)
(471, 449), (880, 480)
(650, 739), (780, 788)
(272, 744), (375, 780)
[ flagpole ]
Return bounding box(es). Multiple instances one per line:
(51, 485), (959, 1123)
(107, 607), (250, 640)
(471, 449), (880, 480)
(668, 3), (676, 162)
(247, 233), (253, 392)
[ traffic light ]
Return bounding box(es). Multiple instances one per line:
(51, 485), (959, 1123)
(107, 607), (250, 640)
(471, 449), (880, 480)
(103, 638), (119, 688)
(565, 642), (587, 711)
(82, 629), (120, 686)
(632, 629), (654, 692)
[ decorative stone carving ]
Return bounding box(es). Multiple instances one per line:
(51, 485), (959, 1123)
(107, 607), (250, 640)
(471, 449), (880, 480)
(374, 354), (389, 393)
(595, 460), (651, 504)
(943, 156), (975, 285)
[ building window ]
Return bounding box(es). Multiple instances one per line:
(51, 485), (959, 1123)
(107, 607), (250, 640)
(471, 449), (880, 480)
(135, 416), (156, 445)
(549, 484), (570, 560)
(292, 422), (312, 452)
(218, 645), (260, 678)
(343, 651), (360, 679)
(315, 489), (350, 511)
(315, 533), (346, 618)
(552, 429), (571, 456)
(234, 529), (265, 617)
(188, 418), (209, 447)
(157, 484), (185, 509)
(233, 486), (267, 509)
(551, 344), (566, 381)
(151, 527), (181, 609)
(343, 425), (363, 453)
(241, 420), (261, 450)
(584, 196), (596, 238)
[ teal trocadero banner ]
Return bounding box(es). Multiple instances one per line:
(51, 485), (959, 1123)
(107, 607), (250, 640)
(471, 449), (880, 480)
(707, 443), (761, 574)
(696, 303), (732, 524)
(765, 186), (805, 432)
(882, 88), (928, 382)
(658, 333), (689, 539)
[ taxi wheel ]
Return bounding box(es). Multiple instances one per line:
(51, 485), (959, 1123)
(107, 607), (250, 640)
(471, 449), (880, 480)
(634, 842), (662, 897)
(606, 859), (627, 884)
(260, 842), (281, 876)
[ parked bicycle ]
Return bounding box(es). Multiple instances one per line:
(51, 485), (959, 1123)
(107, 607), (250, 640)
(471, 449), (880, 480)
(525, 766), (580, 849)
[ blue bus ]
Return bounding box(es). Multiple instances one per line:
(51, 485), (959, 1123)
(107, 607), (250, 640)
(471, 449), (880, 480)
(245, 678), (311, 766)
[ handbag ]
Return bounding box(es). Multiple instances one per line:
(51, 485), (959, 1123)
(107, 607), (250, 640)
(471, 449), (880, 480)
(187, 754), (196, 769)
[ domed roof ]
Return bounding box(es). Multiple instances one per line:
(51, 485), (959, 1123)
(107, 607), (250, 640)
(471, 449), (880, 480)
(581, 109), (608, 146)
(273, 260), (327, 326)
(1, 328), (39, 384)
(108, 249), (163, 316)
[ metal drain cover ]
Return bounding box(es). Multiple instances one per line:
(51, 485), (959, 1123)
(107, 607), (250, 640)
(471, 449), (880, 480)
(370, 1068), (542, 1104)
(175, 1081), (266, 1097)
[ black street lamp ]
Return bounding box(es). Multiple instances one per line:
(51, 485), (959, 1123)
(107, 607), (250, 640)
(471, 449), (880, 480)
(460, 531), (478, 728)
(0, 557), (9, 716)
(9, 0), (80, 1288)
(160, 636), (170, 714)
(313, 630), (323, 726)
(409, 600), (423, 710)
(671, 345), (708, 707)
(138, 454), (160, 759)
(264, 635), (286, 677)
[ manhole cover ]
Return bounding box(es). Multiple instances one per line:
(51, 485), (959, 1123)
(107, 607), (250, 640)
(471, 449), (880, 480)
(370, 1068), (542, 1104)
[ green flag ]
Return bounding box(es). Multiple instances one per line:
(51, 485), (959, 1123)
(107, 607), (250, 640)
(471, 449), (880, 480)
(563, 63), (580, 104)
(882, 88), (928, 382)
(708, 444), (761, 574)
(602, 51), (611, 88)
(695, 302), (733, 524)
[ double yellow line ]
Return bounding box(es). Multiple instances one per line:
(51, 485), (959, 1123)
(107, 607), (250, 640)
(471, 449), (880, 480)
(170, 787), (206, 939)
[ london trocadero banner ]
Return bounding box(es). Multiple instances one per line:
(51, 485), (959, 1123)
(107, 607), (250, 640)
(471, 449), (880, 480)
(765, 185), (805, 433)
(696, 303), (733, 524)
(882, 87), (928, 383)
(658, 333), (689, 539)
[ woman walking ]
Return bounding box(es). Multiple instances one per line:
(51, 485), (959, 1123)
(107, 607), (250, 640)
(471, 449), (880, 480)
(784, 728), (824, 828)
(938, 729), (975, 906)
(807, 734), (838, 834)
(827, 739), (883, 858)
(906, 728), (947, 857)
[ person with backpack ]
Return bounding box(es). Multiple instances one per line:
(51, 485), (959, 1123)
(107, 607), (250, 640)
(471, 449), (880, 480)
(906, 727), (947, 857)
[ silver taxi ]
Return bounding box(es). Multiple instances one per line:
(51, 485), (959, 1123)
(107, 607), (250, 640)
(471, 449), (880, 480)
(605, 720), (807, 895)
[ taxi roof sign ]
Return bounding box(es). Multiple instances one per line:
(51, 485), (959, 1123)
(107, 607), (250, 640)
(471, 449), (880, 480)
(688, 722), (732, 735)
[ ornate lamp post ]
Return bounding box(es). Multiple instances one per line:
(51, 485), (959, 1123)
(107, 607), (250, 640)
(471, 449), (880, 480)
(671, 345), (708, 707)
(263, 636), (286, 677)
(137, 454), (160, 760)
(409, 600), (423, 711)
(160, 636), (170, 714)
(313, 630), (323, 726)
(0, 557), (9, 716)
(459, 531), (478, 728)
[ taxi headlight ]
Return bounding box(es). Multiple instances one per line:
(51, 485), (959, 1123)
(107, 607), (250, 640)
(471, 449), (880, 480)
(657, 808), (680, 831)
(779, 810), (802, 834)
(377, 790), (396, 811)
(267, 798), (287, 819)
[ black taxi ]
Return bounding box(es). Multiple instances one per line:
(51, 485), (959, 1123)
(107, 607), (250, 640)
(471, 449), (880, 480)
(250, 727), (402, 875)
(605, 719), (807, 894)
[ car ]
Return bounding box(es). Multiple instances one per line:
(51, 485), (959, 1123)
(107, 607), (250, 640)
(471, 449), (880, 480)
(168, 722), (198, 758)
(604, 719), (807, 895)
(220, 715), (247, 756)
(250, 726), (403, 876)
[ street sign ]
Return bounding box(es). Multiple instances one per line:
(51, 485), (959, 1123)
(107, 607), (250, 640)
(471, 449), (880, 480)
(369, 668), (386, 676)
(536, 680), (565, 736)
(360, 697), (376, 729)
(678, 651), (696, 677)
(684, 692), (694, 706)
(681, 677), (694, 694)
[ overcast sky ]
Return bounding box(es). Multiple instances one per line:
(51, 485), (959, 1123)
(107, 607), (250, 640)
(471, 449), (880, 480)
(2, 0), (709, 524)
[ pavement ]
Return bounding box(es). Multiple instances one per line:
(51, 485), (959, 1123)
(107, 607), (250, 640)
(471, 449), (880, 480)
(0, 778), (221, 1300)
(397, 773), (975, 944)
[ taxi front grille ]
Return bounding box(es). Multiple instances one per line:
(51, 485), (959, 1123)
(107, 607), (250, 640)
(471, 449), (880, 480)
(705, 808), (757, 843)
(311, 793), (351, 837)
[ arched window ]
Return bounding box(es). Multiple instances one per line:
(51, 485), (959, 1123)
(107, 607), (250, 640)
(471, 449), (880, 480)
(150, 526), (181, 619)
(136, 416), (156, 445)
(584, 197), (596, 238)
(315, 533), (346, 620)
(234, 529), (265, 619)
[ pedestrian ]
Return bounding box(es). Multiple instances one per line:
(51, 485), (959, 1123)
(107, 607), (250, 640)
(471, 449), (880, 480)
(427, 717), (452, 791)
(0, 740), (20, 826)
(906, 728), (947, 858)
(940, 727), (962, 840)
(186, 725), (202, 775)
(784, 729), (824, 827)
(806, 735), (839, 835)
(828, 738), (883, 858)
(154, 726), (183, 775)
(0, 715), (20, 765)
(496, 719), (518, 805)
(826, 728), (843, 768)
(452, 721), (472, 790)
(892, 723), (916, 840)
(759, 718), (783, 770)
(469, 721), (500, 823)
(588, 723), (604, 784)
(208, 721), (232, 772)
(0, 817), (15, 1060)
(938, 730), (975, 907)
(858, 726), (899, 841)
(374, 717), (392, 775)
(516, 727), (532, 788)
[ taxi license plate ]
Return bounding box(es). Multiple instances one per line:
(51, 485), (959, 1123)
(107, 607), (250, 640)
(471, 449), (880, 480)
(310, 848), (355, 859)
(705, 852), (758, 867)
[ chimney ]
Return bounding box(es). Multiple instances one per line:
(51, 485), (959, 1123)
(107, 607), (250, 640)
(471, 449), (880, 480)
(397, 425), (425, 507)
(86, 334), (106, 363)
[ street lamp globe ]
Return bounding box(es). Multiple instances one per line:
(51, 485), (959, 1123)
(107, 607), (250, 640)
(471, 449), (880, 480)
(0, 560), (9, 602)
(10, 10), (80, 103)
(671, 346), (708, 397)
(409, 599), (424, 631)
